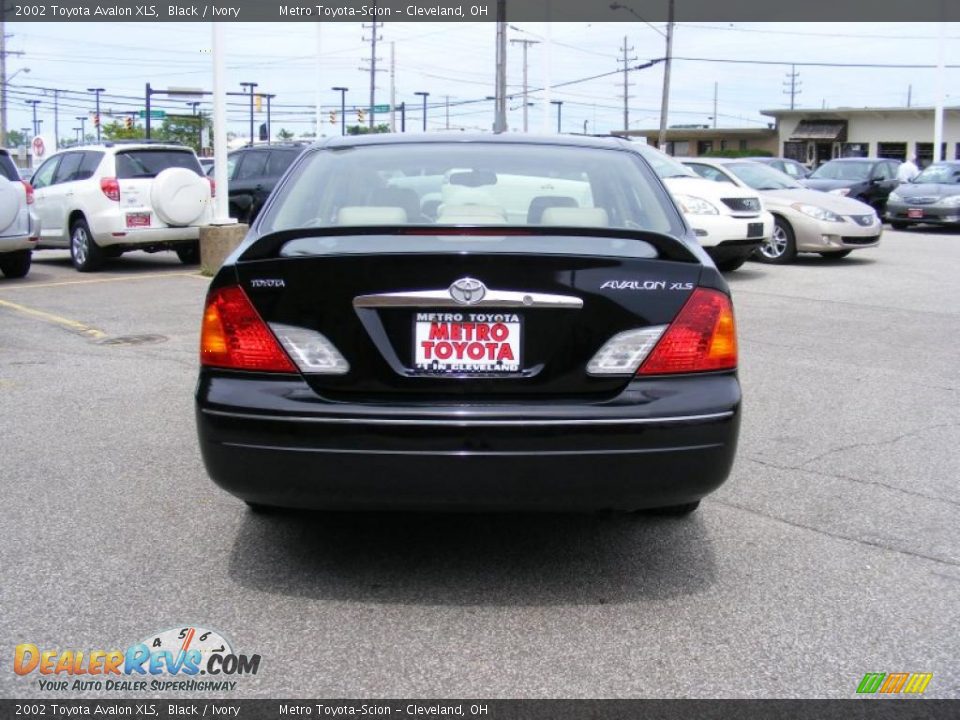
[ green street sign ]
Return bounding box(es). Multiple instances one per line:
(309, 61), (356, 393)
(371, 104), (390, 113)
(138, 110), (167, 119)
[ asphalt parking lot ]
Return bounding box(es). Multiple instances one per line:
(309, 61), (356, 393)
(1, 230), (958, 699)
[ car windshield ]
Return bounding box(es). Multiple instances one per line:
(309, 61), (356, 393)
(913, 163), (960, 184)
(809, 161), (872, 181)
(259, 142), (684, 237)
(115, 149), (202, 179)
(726, 162), (802, 190)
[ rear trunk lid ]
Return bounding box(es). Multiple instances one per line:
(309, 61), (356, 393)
(113, 148), (207, 230)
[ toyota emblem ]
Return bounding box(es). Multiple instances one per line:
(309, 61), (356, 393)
(449, 277), (487, 305)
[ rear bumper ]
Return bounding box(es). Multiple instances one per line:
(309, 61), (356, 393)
(196, 373), (741, 511)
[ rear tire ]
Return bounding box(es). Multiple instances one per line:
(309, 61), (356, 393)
(819, 250), (852, 259)
(70, 218), (104, 272)
(176, 243), (200, 265)
(715, 254), (749, 272)
(643, 501), (701, 516)
(0, 249), (31, 279)
(755, 216), (797, 264)
(245, 501), (279, 515)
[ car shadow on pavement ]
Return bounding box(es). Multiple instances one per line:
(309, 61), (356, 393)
(226, 510), (717, 606)
(31, 249), (188, 273)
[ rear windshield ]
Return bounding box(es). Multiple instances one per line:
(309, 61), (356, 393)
(115, 149), (202, 179)
(258, 142), (684, 238)
(0, 153), (19, 182)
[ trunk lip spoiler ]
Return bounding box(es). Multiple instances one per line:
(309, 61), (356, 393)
(235, 225), (700, 264)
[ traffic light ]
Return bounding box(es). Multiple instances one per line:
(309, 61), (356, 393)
(124, 116), (133, 130)
(93, 114), (101, 128)
(254, 94), (263, 113)
(329, 111), (336, 125)
(357, 108), (365, 124)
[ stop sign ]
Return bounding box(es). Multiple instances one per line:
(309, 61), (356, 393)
(31, 136), (45, 158)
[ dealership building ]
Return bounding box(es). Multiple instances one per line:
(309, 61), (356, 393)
(626, 106), (958, 167)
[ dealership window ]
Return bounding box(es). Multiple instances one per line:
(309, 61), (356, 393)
(956, 143), (960, 160)
(877, 142), (907, 161)
(697, 140), (713, 155)
(916, 143), (948, 167)
(783, 142), (806, 161)
(840, 143), (869, 158)
(739, 140), (748, 151)
(720, 140), (728, 151)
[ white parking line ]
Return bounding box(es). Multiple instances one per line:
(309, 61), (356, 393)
(0, 271), (208, 292)
(0, 297), (106, 339)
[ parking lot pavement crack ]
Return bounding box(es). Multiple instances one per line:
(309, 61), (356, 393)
(796, 422), (960, 469)
(744, 455), (960, 509)
(713, 499), (960, 569)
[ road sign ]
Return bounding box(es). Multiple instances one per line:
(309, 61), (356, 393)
(31, 136), (45, 158)
(138, 110), (167, 119)
(371, 104), (390, 113)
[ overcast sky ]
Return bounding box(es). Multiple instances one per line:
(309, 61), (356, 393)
(6, 21), (959, 141)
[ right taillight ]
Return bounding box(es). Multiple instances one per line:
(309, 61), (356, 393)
(21, 181), (34, 204)
(638, 288), (737, 375)
(100, 177), (120, 202)
(200, 286), (296, 373)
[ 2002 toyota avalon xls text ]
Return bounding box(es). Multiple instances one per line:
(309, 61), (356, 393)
(195, 135), (741, 515)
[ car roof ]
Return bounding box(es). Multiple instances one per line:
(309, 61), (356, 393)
(821, 157), (890, 163)
(59, 143), (195, 154)
(313, 132), (635, 152)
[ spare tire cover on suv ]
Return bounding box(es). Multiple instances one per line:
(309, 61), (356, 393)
(150, 167), (210, 226)
(0, 177), (23, 234)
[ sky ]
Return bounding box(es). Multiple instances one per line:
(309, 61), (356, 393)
(5, 21), (959, 143)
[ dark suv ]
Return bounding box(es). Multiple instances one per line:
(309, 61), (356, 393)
(224, 143), (306, 224)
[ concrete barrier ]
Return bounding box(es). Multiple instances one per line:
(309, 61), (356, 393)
(199, 223), (249, 276)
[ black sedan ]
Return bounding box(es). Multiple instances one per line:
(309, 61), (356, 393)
(195, 134), (741, 514)
(801, 157), (901, 213)
(885, 161), (960, 229)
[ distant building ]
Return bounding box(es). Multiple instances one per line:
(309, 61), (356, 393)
(761, 106), (960, 168)
(619, 126), (778, 157)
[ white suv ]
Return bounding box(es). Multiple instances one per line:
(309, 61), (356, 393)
(635, 144), (773, 271)
(30, 142), (213, 271)
(0, 149), (39, 279)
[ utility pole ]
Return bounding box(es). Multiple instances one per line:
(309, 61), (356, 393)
(444, 95), (451, 130)
(712, 82), (718, 128)
(51, 89), (60, 149)
(25, 100), (40, 137)
(362, 3), (383, 130)
(389, 41), (397, 132)
(618, 36), (636, 133)
(0, 20), (22, 147)
(76, 116), (86, 142)
(907, 84), (912, 108)
(265, 94), (274, 144)
(657, 0), (675, 149)
(493, 2), (507, 133)
(510, 38), (539, 133)
(88, 87), (105, 142)
(783, 65), (801, 110)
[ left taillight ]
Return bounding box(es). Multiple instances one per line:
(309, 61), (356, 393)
(207, 177), (216, 198)
(21, 181), (34, 204)
(200, 286), (296, 372)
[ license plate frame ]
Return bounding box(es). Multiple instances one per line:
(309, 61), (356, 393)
(907, 208), (924, 219)
(412, 313), (523, 375)
(125, 212), (151, 228)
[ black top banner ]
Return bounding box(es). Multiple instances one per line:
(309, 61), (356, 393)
(0, 701), (959, 720)
(3, 0), (959, 22)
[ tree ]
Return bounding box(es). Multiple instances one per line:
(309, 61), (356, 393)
(156, 115), (202, 151)
(5, 130), (27, 148)
(101, 120), (144, 141)
(347, 123), (391, 135)
(276, 128), (295, 141)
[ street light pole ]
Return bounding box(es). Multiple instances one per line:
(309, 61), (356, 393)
(414, 92), (429, 132)
(332, 87), (348, 136)
(87, 87), (104, 142)
(550, 100), (563, 134)
(186, 101), (202, 150)
(240, 82), (258, 146)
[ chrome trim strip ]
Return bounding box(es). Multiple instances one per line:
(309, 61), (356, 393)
(353, 289), (583, 309)
(223, 442), (723, 456)
(202, 409), (734, 427)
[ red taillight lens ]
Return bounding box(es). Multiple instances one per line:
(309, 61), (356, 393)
(638, 288), (737, 375)
(200, 286), (296, 372)
(207, 177), (216, 198)
(21, 181), (34, 204)
(100, 177), (120, 202)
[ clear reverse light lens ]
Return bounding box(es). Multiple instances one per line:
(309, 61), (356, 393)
(268, 323), (350, 374)
(587, 326), (667, 375)
(674, 194), (719, 215)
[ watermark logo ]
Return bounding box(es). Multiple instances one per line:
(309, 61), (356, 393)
(13, 626), (261, 693)
(856, 672), (932, 695)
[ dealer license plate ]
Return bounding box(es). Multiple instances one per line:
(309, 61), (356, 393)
(907, 208), (924, 219)
(126, 212), (151, 228)
(414, 312), (522, 374)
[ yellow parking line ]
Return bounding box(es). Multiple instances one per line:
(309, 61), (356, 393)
(0, 298), (106, 339)
(0, 271), (206, 292)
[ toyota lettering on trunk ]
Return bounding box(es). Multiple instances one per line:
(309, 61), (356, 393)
(414, 312), (521, 374)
